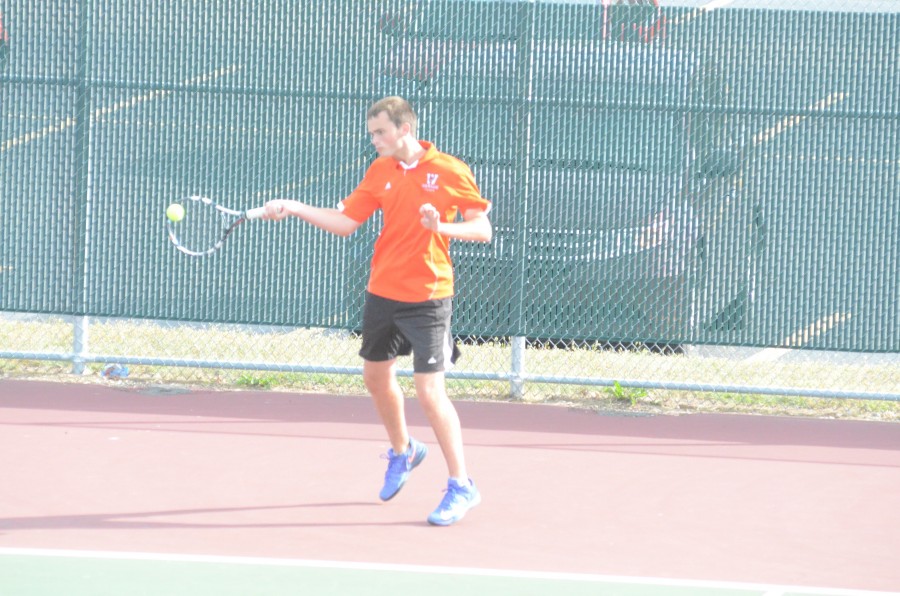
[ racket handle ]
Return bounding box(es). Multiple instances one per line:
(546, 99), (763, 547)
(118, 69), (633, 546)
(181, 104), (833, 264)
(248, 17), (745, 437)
(245, 206), (267, 220)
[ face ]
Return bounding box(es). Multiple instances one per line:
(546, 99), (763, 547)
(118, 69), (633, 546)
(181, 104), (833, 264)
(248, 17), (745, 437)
(367, 111), (407, 158)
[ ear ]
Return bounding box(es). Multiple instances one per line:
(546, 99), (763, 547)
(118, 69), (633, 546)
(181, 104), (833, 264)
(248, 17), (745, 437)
(400, 121), (413, 137)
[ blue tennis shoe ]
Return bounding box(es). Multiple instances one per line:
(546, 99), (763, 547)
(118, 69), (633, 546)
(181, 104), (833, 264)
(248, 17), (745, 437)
(379, 437), (428, 501)
(427, 478), (481, 526)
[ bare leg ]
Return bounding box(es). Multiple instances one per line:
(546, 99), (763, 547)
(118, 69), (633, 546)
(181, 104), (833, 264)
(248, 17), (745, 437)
(363, 358), (409, 453)
(414, 371), (467, 479)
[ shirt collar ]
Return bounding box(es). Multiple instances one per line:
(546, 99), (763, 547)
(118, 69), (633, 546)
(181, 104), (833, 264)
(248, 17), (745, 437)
(397, 140), (435, 170)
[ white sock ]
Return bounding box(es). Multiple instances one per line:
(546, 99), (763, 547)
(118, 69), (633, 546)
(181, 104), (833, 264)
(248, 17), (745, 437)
(451, 476), (470, 487)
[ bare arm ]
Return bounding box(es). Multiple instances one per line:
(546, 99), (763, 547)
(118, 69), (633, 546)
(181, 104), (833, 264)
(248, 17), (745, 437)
(420, 204), (492, 243)
(261, 199), (363, 237)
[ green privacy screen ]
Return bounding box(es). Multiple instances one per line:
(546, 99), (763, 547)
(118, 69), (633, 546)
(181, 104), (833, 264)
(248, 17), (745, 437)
(1, 1), (898, 351)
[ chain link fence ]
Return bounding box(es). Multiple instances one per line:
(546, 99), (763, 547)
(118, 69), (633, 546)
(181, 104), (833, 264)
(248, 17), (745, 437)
(1, 1), (898, 403)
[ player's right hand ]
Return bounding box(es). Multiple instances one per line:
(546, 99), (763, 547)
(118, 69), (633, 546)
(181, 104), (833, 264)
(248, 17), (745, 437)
(262, 200), (289, 220)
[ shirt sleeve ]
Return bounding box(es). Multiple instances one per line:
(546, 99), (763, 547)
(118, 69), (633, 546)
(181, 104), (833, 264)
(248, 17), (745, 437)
(338, 162), (383, 223)
(452, 162), (492, 215)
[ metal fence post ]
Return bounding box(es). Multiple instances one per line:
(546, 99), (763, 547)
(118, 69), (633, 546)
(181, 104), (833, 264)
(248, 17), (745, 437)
(72, 316), (89, 374)
(512, 0), (535, 362)
(510, 336), (526, 398)
(71, 0), (91, 375)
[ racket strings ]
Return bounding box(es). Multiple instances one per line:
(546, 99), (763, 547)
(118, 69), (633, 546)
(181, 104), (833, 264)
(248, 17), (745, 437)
(168, 199), (236, 257)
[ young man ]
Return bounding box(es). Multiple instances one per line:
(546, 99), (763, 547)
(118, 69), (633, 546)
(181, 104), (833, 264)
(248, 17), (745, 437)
(261, 96), (492, 526)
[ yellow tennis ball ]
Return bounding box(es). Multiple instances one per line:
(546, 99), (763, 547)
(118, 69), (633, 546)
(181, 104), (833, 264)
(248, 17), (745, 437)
(166, 203), (185, 222)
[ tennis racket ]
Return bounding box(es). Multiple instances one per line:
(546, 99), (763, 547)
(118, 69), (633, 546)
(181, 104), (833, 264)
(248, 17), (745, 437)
(166, 195), (268, 257)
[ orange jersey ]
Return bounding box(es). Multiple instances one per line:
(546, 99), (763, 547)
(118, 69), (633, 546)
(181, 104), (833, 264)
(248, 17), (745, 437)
(339, 142), (491, 302)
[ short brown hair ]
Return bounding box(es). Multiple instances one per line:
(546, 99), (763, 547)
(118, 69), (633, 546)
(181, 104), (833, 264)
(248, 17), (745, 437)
(367, 96), (417, 135)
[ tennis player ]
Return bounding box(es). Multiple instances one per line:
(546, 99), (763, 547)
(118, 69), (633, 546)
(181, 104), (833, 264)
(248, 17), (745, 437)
(261, 96), (492, 526)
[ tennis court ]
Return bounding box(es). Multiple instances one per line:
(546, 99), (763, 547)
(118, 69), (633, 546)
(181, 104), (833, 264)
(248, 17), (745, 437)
(2, 379), (898, 595)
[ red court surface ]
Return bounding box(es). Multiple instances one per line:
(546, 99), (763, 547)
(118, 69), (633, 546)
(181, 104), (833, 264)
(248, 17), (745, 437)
(1, 379), (899, 594)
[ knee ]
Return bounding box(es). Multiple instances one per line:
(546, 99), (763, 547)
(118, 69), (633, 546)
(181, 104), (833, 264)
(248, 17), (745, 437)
(363, 359), (397, 395)
(414, 373), (448, 408)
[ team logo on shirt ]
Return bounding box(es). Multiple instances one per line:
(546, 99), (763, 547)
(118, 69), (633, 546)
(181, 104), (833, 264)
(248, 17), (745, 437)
(422, 173), (439, 192)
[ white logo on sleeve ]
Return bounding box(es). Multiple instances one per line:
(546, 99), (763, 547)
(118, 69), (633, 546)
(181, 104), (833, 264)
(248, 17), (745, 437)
(385, 182), (391, 190)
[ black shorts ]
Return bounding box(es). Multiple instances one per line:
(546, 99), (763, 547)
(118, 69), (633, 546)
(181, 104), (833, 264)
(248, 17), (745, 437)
(359, 292), (460, 373)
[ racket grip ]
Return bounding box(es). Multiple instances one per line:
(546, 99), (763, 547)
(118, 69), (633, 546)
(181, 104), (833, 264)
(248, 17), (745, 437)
(245, 206), (267, 220)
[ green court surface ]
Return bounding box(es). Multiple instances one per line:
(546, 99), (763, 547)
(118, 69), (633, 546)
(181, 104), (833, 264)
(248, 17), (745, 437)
(0, 550), (890, 596)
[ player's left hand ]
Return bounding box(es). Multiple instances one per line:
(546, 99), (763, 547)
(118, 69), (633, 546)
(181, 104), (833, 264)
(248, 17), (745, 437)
(419, 203), (441, 232)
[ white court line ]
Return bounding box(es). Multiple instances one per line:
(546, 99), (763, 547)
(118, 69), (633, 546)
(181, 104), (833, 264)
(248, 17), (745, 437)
(745, 312), (853, 363)
(757, 153), (900, 168)
(780, 311), (853, 348)
(93, 64), (241, 121)
(256, 151), (371, 200)
(0, 547), (893, 596)
(664, 7), (852, 153)
(0, 64), (242, 153)
(752, 92), (849, 146)
(0, 116), (77, 153)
